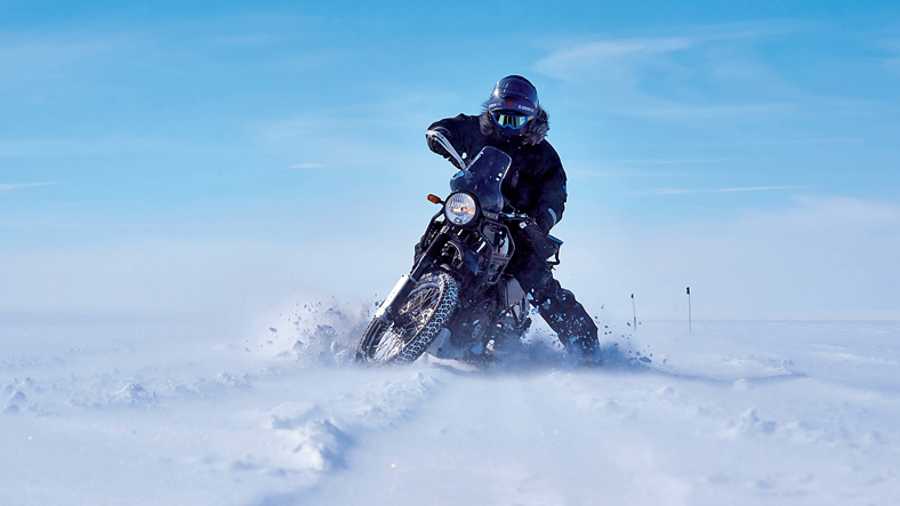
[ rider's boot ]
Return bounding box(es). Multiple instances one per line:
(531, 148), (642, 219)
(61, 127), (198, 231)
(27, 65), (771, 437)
(535, 285), (599, 358)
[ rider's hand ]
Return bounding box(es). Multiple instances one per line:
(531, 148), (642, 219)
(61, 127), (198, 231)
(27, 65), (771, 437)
(535, 209), (556, 234)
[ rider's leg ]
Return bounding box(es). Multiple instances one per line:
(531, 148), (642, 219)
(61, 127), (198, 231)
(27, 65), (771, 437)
(512, 252), (599, 355)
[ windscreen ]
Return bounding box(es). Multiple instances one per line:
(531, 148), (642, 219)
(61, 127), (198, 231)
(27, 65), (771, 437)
(449, 146), (512, 215)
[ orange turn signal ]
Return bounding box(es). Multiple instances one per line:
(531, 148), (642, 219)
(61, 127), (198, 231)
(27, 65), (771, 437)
(426, 194), (443, 204)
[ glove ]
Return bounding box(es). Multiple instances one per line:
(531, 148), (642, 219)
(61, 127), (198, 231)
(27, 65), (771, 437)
(535, 207), (559, 234)
(517, 217), (559, 260)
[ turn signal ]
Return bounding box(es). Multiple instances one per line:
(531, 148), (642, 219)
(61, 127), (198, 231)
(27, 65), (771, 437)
(426, 194), (443, 204)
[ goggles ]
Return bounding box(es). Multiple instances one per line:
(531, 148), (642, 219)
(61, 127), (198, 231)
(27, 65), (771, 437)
(491, 110), (532, 130)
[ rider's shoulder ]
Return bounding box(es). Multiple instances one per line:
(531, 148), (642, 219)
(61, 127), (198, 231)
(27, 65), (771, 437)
(448, 113), (480, 125)
(430, 113), (478, 129)
(447, 114), (482, 135)
(536, 139), (562, 166)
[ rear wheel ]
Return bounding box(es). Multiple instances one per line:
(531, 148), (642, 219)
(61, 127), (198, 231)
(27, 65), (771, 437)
(356, 271), (459, 364)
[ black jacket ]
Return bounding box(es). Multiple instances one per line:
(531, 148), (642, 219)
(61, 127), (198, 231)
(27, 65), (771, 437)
(426, 112), (567, 233)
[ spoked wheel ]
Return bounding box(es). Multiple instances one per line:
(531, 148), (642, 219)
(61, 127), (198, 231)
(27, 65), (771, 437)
(356, 271), (459, 364)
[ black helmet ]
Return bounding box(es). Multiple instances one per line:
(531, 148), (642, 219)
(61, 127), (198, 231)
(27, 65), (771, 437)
(485, 75), (539, 132)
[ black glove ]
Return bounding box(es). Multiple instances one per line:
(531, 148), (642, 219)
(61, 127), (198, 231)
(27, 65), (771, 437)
(536, 211), (555, 234)
(517, 217), (559, 260)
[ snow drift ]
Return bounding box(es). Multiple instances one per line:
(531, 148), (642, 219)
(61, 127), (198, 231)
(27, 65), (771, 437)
(1, 300), (898, 505)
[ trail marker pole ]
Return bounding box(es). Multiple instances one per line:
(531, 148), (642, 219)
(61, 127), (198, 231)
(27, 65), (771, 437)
(630, 293), (637, 331)
(686, 286), (692, 335)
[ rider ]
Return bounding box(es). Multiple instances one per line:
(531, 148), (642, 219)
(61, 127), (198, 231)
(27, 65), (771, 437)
(425, 75), (599, 357)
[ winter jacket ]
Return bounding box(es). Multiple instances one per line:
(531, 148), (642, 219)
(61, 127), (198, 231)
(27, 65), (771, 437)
(426, 111), (567, 233)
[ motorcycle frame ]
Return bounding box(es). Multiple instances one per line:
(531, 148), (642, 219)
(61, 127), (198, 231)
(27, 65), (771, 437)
(378, 207), (518, 323)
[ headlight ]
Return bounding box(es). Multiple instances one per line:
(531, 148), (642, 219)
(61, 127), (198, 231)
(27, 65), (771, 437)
(444, 192), (477, 225)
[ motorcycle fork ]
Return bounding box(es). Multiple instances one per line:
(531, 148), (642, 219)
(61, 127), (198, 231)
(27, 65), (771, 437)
(377, 229), (455, 322)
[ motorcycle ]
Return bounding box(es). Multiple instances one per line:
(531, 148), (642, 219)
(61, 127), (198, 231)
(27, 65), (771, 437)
(355, 131), (563, 365)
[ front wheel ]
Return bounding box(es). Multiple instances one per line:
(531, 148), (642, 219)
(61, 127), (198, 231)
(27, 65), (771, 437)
(356, 271), (459, 364)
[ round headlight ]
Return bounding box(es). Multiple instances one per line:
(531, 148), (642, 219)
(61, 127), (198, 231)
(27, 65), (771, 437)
(444, 192), (477, 225)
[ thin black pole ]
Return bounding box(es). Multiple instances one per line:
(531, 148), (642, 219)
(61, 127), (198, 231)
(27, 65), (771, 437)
(630, 293), (637, 331)
(686, 286), (692, 334)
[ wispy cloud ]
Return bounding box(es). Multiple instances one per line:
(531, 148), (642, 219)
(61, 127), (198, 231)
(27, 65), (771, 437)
(534, 37), (695, 80)
(613, 158), (732, 166)
(627, 102), (795, 119)
(567, 157), (732, 179)
(0, 136), (229, 158)
(287, 162), (326, 170)
(0, 182), (56, 192)
(532, 23), (805, 121)
(533, 23), (785, 82)
(646, 185), (802, 196)
(0, 37), (113, 66)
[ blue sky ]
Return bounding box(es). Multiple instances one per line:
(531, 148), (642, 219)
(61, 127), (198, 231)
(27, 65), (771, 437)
(2, 1), (899, 319)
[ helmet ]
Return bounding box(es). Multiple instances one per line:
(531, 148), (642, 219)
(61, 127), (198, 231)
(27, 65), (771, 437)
(485, 75), (539, 133)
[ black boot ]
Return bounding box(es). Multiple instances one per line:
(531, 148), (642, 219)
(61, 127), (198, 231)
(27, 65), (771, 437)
(535, 284), (599, 356)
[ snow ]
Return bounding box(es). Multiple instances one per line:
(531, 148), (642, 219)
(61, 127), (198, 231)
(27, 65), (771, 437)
(2, 307), (899, 505)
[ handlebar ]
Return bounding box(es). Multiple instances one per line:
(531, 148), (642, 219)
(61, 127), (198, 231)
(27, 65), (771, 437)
(426, 129), (467, 170)
(499, 210), (531, 222)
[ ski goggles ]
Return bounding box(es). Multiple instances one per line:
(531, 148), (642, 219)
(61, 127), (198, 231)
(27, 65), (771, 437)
(491, 110), (532, 130)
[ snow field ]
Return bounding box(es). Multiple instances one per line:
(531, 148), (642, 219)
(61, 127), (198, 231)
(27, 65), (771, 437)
(2, 304), (899, 505)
